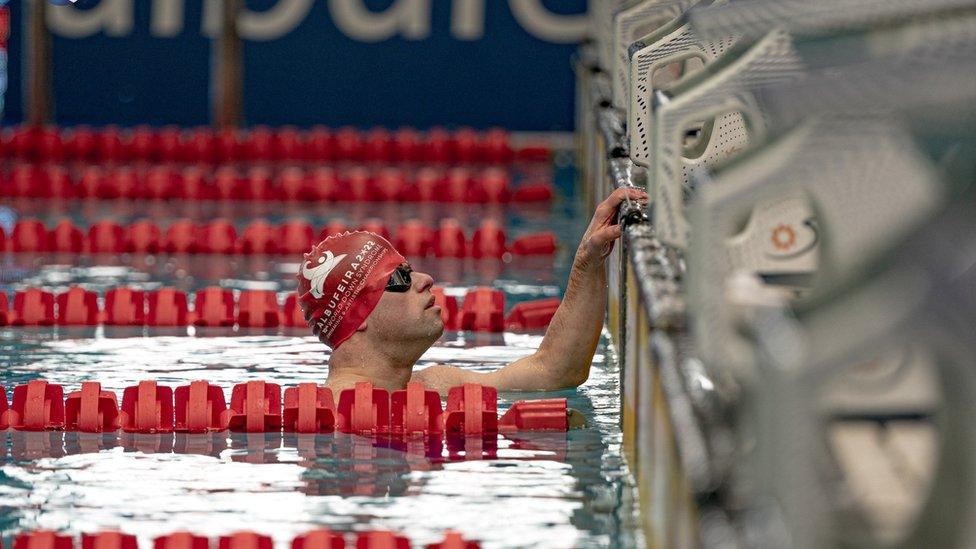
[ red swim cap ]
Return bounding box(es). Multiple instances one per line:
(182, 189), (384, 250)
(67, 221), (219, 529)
(297, 231), (406, 349)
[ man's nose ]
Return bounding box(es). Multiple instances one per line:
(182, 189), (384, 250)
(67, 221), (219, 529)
(413, 271), (434, 292)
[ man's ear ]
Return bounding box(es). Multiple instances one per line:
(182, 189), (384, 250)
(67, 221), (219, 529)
(355, 322), (368, 333)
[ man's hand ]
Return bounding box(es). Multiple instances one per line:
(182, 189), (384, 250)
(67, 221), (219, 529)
(574, 187), (648, 273)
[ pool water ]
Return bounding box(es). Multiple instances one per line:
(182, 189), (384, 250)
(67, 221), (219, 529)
(0, 161), (642, 548)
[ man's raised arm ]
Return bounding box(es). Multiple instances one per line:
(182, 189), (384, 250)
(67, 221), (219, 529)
(414, 187), (648, 393)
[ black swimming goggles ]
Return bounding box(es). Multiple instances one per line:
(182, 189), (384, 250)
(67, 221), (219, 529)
(385, 263), (413, 292)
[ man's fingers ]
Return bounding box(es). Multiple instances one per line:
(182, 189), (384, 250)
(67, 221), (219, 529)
(590, 224), (624, 246)
(594, 187), (648, 221)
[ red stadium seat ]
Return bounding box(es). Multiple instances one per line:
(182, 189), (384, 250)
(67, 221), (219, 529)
(244, 125), (275, 161)
(452, 127), (483, 163)
(274, 126), (304, 160)
(306, 125), (335, 161)
(373, 167), (405, 201)
(424, 127), (452, 164)
(479, 167), (510, 203)
(95, 125), (126, 162)
(364, 127), (393, 163)
(144, 166), (177, 199)
(185, 127), (216, 164)
(127, 125), (159, 160)
(215, 128), (240, 162)
(157, 125), (184, 162)
(65, 125), (97, 161)
(392, 127), (422, 162)
(307, 167), (339, 201)
(334, 126), (363, 161)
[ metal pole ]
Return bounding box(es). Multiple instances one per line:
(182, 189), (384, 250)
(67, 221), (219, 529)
(25, 0), (51, 126)
(213, 0), (242, 128)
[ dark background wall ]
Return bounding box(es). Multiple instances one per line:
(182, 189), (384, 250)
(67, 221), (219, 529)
(2, 0), (588, 130)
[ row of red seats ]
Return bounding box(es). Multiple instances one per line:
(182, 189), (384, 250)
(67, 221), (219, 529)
(1, 124), (550, 164)
(0, 218), (558, 258)
(0, 163), (554, 203)
(0, 379), (567, 435)
(0, 286), (559, 331)
(8, 529), (477, 549)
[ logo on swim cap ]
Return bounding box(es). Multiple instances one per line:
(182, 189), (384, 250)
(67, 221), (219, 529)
(296, 231), (405, 349)
(301, 250), (347, 299)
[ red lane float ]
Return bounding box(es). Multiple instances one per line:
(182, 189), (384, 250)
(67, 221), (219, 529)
(4, 218), (556, 257)
(218, 533), (273, 549)
(154, 533), (211, 549)
(224, 381), (283, 433)
(391, 381), (443, 436)
(65, 381), (120, 432)
(12, 289), (55, 326)
(104, 288), (146, 326)
(12, 531), (76, 549)
(175, 380), (228, 433)
(120, 380), (175, 433)
(458, 288), (504, 332)
(356, 532), (410, 549)
(5, 379), (66, 431)
(0, 380), (568, 435)
(499, 399), (568, 432)
(292, 530), (345, 549)
(283, 383), (335, 433)
(444, 384), (498, 436)
(426, 532), (480, 549)
(11, 531), (480, 549)
(336, 382), (390, 435)
(82, 532), (139, 549)
(56, 287), (100, 326)
(504, 298), (560, 331)
(2, 288), (557, 332)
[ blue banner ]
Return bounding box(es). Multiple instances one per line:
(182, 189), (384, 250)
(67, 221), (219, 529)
(2, 0), (587, 130)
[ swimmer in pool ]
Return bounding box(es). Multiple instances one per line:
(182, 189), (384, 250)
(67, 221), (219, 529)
(298, 187), (647, 394)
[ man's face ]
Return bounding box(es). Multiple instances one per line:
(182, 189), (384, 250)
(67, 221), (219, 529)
(363, 266), (444, 345)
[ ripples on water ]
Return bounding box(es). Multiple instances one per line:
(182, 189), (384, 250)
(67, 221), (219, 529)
(0, 183), (641, 548)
